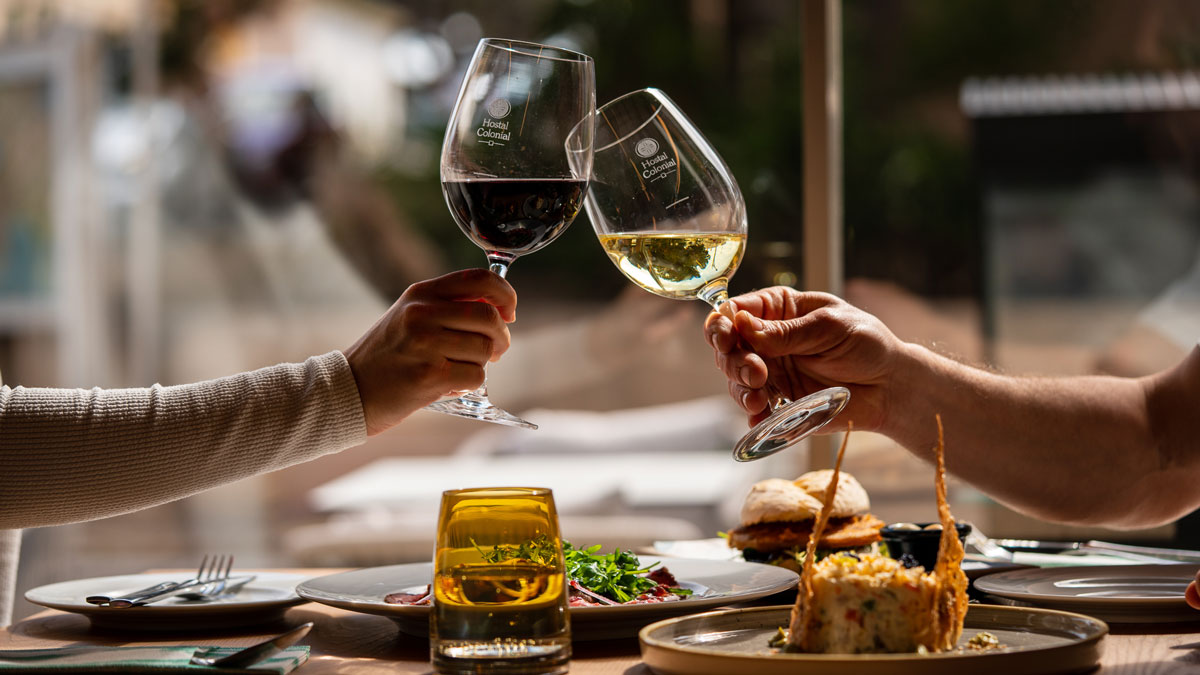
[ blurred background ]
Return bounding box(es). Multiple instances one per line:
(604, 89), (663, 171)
(4, 0), (1200, 621)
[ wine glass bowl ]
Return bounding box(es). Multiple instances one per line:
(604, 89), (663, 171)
(576, 88), (746, 308)
(572, 88), (848, 461)
(429, 38), (595, 429)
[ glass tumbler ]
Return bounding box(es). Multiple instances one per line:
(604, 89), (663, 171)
(431, 487), (571, 675)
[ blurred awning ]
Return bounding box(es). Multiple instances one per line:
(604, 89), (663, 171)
(961, 72), (1200, 118)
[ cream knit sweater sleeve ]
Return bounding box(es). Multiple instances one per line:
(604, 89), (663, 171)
(0, 350), (368, 625)
(0, 351), (366, 528)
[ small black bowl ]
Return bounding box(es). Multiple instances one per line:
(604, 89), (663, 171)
(881, 522), (972, 571)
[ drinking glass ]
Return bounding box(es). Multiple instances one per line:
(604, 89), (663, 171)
(428, 38), (596, 429)
(569, 88), (848, 461)
(431, 487), (570, 675)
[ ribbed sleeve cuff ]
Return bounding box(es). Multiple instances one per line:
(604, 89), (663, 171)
(308, 350), (369, 454)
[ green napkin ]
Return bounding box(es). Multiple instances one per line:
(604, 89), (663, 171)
(0, 645), (308, 673)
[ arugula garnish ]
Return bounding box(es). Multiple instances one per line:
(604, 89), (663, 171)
(564, 541), (693, 603)
(469, 536), (694, 603)
(472, 534), (558, 566)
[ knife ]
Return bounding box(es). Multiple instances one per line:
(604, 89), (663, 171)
(189, 621), (313, 669)
(105, 575), (257, 607)
(0, 623), (314, 669)
(1083, 540), (1200, 564)
(86, 580), (179, 606)
(995, 539), (1200, 563)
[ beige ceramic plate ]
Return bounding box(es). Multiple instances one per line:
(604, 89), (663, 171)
(25, 572), (309, 631)
(639, 604), (1106, 675)
(974, 563), (1200, 623)
(296, 557), (797, 640)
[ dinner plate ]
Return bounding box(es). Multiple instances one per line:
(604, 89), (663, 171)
(973, 563), (1200, 623)
(24, 572), (310, 631)
(296, 557), (798, 640)
(638, 604), (1107, 675)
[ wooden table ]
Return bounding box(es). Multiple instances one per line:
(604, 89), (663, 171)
(3, 570), (1200, 674)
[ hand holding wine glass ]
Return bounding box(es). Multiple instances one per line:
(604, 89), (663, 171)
(429, 38), (595, 429)
(344, 269), (516, 436)
(569, 88), (848, 460)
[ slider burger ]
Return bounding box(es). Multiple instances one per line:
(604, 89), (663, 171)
(727, 471), (885, 571)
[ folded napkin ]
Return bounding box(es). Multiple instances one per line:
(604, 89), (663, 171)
(0, 645), (308, 673)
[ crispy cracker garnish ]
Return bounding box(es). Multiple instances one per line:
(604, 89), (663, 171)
(783, 416), (969, 654)
(924, 414), (969, 651)
(786, 422), (852, 651)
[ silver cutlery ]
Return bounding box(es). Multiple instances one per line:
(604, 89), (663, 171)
(964, 525), (1014, 561)
(1081, 540), (1200, 563)
(175, 574), (256, 601)
(85, 580), (177, 606)
(0, 622), (313, 670)
(189, 621), (313, 669)
(996, 538), (1200, 563)
(92, 554), (234, 607)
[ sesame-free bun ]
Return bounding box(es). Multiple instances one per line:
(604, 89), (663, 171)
(740, 478), (824, 526)
(793, 470), (871, 518)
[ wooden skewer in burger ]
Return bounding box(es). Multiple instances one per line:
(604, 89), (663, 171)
(782, 416), (968, 654)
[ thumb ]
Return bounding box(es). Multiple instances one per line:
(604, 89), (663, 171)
(735, 309), (842, 358)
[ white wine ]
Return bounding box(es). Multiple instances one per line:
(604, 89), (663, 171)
(432, 561), (570, 674)
(598, 232), (746, 300)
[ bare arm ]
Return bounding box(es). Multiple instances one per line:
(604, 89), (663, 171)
(887, 343), (1200, 528)
(705, 287), (1200, 529)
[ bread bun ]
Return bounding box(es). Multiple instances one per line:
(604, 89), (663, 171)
(793, 470), (871, 518)
(740, 478), (824, 526)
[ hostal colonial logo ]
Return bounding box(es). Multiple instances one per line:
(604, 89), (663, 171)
(487, 98), (511, 119)
(477, 98), (512, 146)
(635, 137), (676, 182)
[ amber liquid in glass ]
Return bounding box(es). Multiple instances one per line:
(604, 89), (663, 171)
(432, 488), (570, 675)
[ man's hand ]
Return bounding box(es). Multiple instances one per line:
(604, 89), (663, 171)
(703, 287), (906, 433)
(345, 269), (517, 435)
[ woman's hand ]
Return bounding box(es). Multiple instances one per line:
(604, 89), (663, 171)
(345, 269), (517, 435)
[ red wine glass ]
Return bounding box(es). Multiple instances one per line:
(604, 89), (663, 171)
(428, 38), (595, 428)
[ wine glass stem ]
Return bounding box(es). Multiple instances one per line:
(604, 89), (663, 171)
(457, 252), (518, 406)
(703, 285), (792, 411)
(486, 251), (515, 278)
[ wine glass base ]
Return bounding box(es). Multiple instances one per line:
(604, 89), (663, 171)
(425, 396), (539, 430)
(732, 387), (850, 462)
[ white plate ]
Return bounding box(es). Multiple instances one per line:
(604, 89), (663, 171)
(25, 572), (309, 631)
(296, 557), (798, 640)
(639, 604), (1106, 675)
(973, 563), (1200, 623)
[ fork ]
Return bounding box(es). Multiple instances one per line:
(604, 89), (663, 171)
(962, 525), (1015, 561)
(105, 555), (234, 608)
(176, 574), (256, 601)
(85, 555), (227, 606)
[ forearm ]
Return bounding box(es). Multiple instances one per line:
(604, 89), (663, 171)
(883, 343), (1197, 528)
(0, 351), (367, 529)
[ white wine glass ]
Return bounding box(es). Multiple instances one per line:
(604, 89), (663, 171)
(569, 88), (848, 461)
(429, 38), (595, 429)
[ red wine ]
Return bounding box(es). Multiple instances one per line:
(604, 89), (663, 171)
(443, 179), (586, 255)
